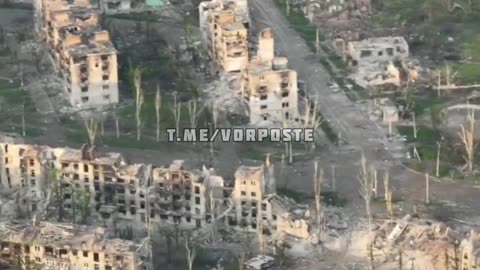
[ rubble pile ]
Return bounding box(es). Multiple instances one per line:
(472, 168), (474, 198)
(371, 215), (480, 270)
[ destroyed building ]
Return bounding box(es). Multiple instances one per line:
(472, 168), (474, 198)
(460, 230), (480, 270)
(199, 0), (249, 73)
(0, 141), (313, 241)
(227, 164), (312, 239)
(0, 221), (151, 270)
(242, 28), (299, 124)
(345, 36), (409, 88)
(35, 0), (119, 107)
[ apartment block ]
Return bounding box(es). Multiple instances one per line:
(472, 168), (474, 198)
(35, 0), (119, 107)
(0, 141), (312, 241)
(242, 28), (299, 124)
(199, 0), (249, 73)
(0, 221), (151, 270)
(226, 165), (311, 239)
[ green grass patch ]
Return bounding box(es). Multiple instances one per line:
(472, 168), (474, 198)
(321, 191), (347, 207)
(464, 35), (480, 59)
(272, 0), (319, 50)
(278, 188), (346, 206)
(397, 125), (440, 143)
(0, 79), (42, 137)
(278, 188), (312, 203)
(0, 1), (32, 9)
(454, 63), (480, 84)
(107, 13), (160, 22)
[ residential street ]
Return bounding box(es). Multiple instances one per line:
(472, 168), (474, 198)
(249, 0), (480, 221)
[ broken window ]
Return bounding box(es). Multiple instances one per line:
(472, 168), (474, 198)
(241, 191), (246, 196)
(83, 251), (88, 257)
(194, 186), (200, 194)
(195, 197), (200, 205)
(251, 192), (256, 197)
(378, 51), (383, 56)
(262, 203), (267, 211)
(282, 102), (289, 108)
(282, 92), (289, 98)
(82, 97), (89, 103)
(102, 75), (109, 81)
(81, 86), (88, 92)
(84, 176), (89, 182)
(260, 95), (267, 100)
(360, 50), (372, 58)
(140, 202), (145, 209)
(386, 48), (394, 56)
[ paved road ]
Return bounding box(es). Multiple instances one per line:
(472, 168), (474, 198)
(249, 0), (406, 167)
(249, 0), (480, 220)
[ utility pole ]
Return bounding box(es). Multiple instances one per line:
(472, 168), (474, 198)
(425, 173), (430, 204)
(286, 0), (290, 16)
(315, 28), (319, 55)
(436, 141), (441, 177)
(331, 164), (336, 192)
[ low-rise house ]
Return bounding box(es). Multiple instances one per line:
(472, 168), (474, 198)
(346, 37), (409, 88)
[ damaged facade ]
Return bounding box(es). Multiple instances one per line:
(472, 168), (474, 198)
(242, 28), (299, 124)
(199, 0), (300, 125)
(227, 164), (312, 239)
(374, 215), (480, 270)
(345, 36), (409, 88)
(34, 0), (119, 107)
(0, 142), (313, 241)
(199, 0), (249, 73)
(0, 221), (151, 270)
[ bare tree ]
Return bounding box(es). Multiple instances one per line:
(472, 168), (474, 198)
(458, 109), (477, 172)
(21, 102), (26, 136)
(331, 164), (336, 192)
(358, 153), (375, 270)
(155, 84), (162, 142)
(171, 94), (182, 133)
(425, 173), (430, 204)
(383, 170), (393, 218)
(187, 99), (204, 129)
(133, 67), (144, 141)
(211, 100), (219, 129)
(184, 232), (197, 270)
(436, 141), (441, 177)
(84, 118), (98, 145)
(412, 112), (417, 139)
(313, 161), (324, 231)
